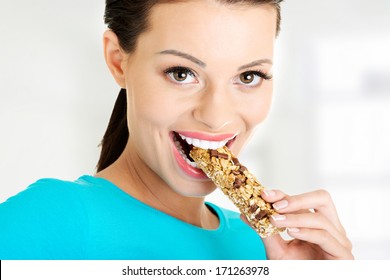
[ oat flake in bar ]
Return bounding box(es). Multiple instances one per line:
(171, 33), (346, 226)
(190, 146), (284, 238)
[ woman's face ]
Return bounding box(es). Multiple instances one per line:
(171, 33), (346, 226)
(121, 0), (276, 197)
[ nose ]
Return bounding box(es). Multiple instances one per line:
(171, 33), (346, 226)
(193, 84), (235, 131)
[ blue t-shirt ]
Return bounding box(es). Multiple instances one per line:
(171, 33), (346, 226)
(0, 175), (266, 260)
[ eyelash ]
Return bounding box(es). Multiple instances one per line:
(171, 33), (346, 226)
(163, 66), (197, 78)
(245, 69), (273, 81)
(163, 65), (272, 86)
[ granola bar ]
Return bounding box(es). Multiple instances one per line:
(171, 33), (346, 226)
(190, 146), (284, 237)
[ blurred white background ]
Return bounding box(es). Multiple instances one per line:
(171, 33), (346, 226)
(0, 0), (389, 259)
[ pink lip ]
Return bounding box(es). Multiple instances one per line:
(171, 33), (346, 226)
(170, 132), (208, 179)
(176, 131), (236, 142)
(172, 146), (209, 179)
(170, 131), (237, 179)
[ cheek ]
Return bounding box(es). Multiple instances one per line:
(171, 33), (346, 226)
(241, 85), (273, 129)
(124, 62), (181, 129)
(127, 82), (178, 129)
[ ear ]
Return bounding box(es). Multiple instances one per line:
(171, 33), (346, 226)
(103, 30), (127, 88)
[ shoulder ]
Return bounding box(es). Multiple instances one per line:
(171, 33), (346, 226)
(1, 177), (81, 208)
(0, 175), (110, 227)
(1, 175), (110, 206)
(0, 176), (99, 225)
(0, 176), (97, 259)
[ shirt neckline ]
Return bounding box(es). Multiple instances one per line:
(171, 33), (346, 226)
(77, 175), (227, 235)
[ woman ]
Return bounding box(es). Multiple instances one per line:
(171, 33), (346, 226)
(0, 0), (353, 260)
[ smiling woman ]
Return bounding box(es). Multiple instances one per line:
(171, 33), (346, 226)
(0, 0), (353, 260)
(97, 0), (277, 201)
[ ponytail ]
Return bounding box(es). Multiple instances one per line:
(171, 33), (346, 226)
(96, 89), (129, 172)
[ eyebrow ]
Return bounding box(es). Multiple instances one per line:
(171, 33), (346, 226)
(237, 59), (273, 71)
(157, 49), (272, 71)
(157, 49), (206, 68)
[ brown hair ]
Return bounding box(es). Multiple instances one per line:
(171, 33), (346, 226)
(97, 0), (283, 172)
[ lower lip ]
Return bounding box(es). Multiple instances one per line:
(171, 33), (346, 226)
(171, 135), (209, 179)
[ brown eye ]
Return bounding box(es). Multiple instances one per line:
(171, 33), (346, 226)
(234, 70), (270, 88)
(240, 73), (255, 84)
(165, 66), (197, 84)
(173, 70), (188, 82)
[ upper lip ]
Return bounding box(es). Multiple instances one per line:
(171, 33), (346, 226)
(175, 131), (237, 142)
(173, 131), (237, 150)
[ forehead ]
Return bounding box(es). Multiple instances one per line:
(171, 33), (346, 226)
(136, 1), (276, 63)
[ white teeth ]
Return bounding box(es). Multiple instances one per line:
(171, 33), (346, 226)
(192, 138), (200, 147)
(198, 139), (209, 149)
(175, 133), (236, 169)
(175, 138), (198, 168)
(185, 137), (193, 145)
(209, 141), (219, 150)
(178, 133), (232, 149)
(186, 158), (198, 168)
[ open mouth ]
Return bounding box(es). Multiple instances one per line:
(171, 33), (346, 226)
(172, 131), (236, 168)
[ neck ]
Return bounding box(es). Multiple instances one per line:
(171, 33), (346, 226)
(96, 142), (219, 229)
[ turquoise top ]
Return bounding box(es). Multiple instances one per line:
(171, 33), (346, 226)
(0, 175), (266, 260)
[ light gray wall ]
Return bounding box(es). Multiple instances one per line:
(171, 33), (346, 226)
(1, 0), (389, 259)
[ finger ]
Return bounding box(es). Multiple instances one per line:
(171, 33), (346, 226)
(270, 212), (351, 250)
(271, 189), (344, 233)
(260, 231), (289, 260)
(286, 228), (354, 260)
(261, 190), (314, 215)
(261, 189), (287, 203)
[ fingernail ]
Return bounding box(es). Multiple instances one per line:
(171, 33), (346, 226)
(287, 227), (300, 233)
(273, 200), (288, 210)
(271, 214), (286, 221)
(263, 190), (276, 197)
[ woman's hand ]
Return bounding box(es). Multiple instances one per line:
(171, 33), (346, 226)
(242, 189), (354, 260)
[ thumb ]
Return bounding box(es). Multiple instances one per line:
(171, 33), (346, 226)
(260, 232), (287, 259)
(240, 214), (286, 259)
